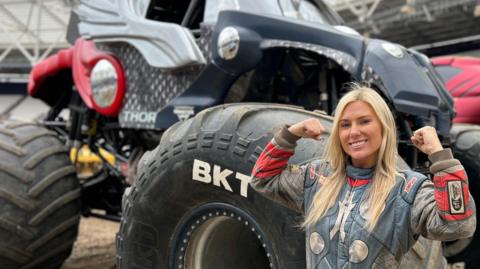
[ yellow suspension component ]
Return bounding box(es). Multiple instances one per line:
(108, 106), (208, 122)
(70, 145), (116, 178)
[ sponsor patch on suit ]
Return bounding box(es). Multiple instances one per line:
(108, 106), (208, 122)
(447, 180), (465, 214)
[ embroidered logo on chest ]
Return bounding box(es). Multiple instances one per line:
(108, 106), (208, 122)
(330, 191), (356, 242)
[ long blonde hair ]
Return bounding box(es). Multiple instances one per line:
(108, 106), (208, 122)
(303, 84), (398, 231)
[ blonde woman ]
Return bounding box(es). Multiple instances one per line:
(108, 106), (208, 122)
(250, 85), (476, 268)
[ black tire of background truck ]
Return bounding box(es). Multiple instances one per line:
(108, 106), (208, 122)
(116, 103), (446, 269)
(445, 123), (480, 267)
(0, 121), (81, 269)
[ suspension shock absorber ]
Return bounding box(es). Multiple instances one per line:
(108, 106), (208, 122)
(67, 91), (88, 166)
(399, 115), (418, 169)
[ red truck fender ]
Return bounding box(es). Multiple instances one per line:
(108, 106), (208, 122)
(28, 47), (74, 96)
(28, 38), (125, 116)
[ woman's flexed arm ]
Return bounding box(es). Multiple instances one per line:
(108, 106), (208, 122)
(250, 119), (325, 212)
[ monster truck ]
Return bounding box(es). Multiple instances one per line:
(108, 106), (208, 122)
(0, 0), (475, 268)
(432, 56), (480, 125)
(432, 56), (480, 263)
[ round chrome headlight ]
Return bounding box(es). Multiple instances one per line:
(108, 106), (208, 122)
(217, 27), (240, 60)
(381, 43), (404, 59)
(91, 59), (118, 108)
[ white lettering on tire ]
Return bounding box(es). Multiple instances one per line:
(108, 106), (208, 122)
(213, 165), (233, 192)
(192, 159), (251, 198)
(193, 159), (211, 183)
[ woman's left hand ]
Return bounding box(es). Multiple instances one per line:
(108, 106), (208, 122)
(411, 126), (444, 156)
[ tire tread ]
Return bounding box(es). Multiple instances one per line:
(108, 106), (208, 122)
(23, 145), (68, 169)
(0, 163), (34, 184)
(14, 130), (57, 146)
(27, 215), (80, 252)
(28, 166), (76, 198)
(0, 141), (25, 156)
(20, 238), (76, 269)
(29, 189), (81, 226)
(0, 122), (80, 268)
(0, 245), (31, 264)
(0, 187), (36, 210)
(0, 217), (34, 240)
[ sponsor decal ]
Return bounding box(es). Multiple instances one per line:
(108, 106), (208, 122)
(192, 159), (251, 198)
(123, 111), (156, 124)
(404, 176), (417, 193)
(289, 164), (300, 173)
(173, 106), (195, 121)
(447, 180), (465, 214)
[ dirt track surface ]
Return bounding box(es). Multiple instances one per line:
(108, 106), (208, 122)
(61, 217), (119, 269)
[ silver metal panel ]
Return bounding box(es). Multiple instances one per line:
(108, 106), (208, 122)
(76, 0), (206, 69)
(98, 25), (214, 129)
(260, 39), (357, 73)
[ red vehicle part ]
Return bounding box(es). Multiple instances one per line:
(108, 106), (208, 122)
(28, 38), (126, 116)
(432, 56), (480, 125)
(28, 48), (74, 96)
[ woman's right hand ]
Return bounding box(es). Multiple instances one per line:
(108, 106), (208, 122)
(287, 118), (325, 140)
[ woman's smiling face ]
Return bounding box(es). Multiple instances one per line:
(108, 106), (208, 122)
(339, 101), (383, 168)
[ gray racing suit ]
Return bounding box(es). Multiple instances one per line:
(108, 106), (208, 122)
(250, 126), (476, 268)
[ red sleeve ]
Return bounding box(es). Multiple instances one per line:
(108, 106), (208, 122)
(252, 141), (294, 179)
(433, 169), (473, 221)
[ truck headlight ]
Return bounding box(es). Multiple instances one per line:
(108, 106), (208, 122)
(91, 59), (119, 108)
(217, 27), (240, 60)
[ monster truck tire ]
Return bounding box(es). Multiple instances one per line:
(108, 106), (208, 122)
(117, 103), (446, 269)
(445, 123), (480, 265)
(0, 121), (81, 269)
(116, 103), (333, 269)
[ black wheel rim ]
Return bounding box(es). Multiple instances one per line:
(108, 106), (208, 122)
(170, 202), (276, 269)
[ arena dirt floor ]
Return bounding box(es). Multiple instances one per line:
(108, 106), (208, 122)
(61, 217), (119, 269)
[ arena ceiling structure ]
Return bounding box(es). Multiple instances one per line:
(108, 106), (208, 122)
(325, 0), (480, 56)
(0, 0), (479, 83)
(0, 0), (75, 82)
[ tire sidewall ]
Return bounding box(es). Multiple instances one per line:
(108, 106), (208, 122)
(119, 104), (332, 269)
(123, 137), (307, 269)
